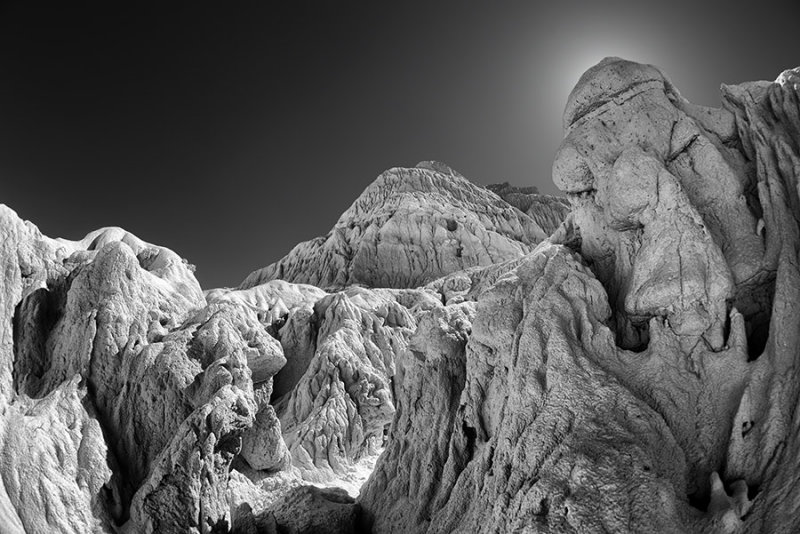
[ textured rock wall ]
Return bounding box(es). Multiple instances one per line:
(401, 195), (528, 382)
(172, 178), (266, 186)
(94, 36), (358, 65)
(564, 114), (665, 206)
(274, 286), (429, 479)
(486, 182), (571, 237)
(0, 212), (294, 533)
(3, 57), (797, 534)
(359, 59), (800, 533)
(240, 162), (559, 290)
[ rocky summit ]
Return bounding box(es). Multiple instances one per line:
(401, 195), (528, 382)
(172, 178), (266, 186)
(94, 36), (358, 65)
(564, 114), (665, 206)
(240, 161), (568, 290)
(1, 58), (799, 534)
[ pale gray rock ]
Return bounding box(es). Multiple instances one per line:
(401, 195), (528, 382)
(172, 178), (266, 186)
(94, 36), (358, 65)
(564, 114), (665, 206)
(359, 60), (800, 533)
(359, 302), (475, 533)
(240, 162), (555, 290)
(486, 182), (571, 236)
(210, 280), (431, 483)
(240, 382), (291, 472)
(1, 378), (117, 534)
(424, 257), (526, 305)
(0, 206), (118, 534)
(275, 287), (417, 479)
(554, 57), (768, 351)
(0, 207), (293, 533)
(127, 386), (254, 533)
(3, 57), (799, 534)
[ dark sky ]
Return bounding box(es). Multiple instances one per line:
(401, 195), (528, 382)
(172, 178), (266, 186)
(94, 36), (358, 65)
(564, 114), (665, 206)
(1, 2), (797, 288)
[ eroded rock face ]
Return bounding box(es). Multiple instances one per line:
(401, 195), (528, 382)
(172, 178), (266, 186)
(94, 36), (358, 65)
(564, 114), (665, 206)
(232, 485), (361, 534)
(554, 57), (770, 352)
(275, 286), (419, 480)
(4, 58), (799, 534)
(359, 302), (475, 533)
(486, 182), (571, 237)
(240, 162), (555, 290)
(0, 209), (292, 533)
(359, 60), (800, 533)
(207, 279), (439, 486)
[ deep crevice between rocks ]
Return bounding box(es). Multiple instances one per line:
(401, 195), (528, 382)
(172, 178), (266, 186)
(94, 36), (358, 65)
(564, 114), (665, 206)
(12, 283), (67, 398)
(736, 272), (776, 361)
(462, 421), (477, 463)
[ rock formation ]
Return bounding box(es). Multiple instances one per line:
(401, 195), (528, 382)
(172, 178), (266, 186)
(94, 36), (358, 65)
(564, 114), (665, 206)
(359, 58), (800, 533)
(3, 56), (799, 534)
(240, 161), (565, 290)
(0, 153), (570, 532)
(486, 182), (571, 236)
(0, 213), (290, 533)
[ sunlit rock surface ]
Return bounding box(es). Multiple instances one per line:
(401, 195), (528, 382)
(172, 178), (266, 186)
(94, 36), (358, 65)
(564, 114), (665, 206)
(2, 58), (799, 534)
(240, 162), (565, 290)
(359, 59), (800, 533)
(0, 210), (287, 533)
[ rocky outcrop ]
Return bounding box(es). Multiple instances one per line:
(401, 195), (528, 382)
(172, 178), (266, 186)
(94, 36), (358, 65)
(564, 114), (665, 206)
(233, 486), (361, 534)
(4, 56), (799, 534)
(359, 302), (475, 533)
(209, 279), (440, 486)
(486, 182), (571, 237)
(359, 59), (800, 533)
(0, 210), (293, 533)
(274, 286), (421, 479)
(240, 162), (558, 290)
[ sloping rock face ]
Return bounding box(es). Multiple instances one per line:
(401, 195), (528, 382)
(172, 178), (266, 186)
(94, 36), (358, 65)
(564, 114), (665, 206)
(486, 182), (571, 237)
(209, 279), (441, 485)
(359, 59), (800, 533)
(273, 285), (435, 479)
(240, 162), (555, 290)
(0, 211), (292, 533)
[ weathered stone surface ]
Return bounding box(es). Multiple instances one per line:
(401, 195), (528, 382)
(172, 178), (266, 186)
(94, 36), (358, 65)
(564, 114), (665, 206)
(233, 485), (360, 534)
(240, 394), (291, 472)
(127, 386), (254, 533)
(0, 207), (294, 533)
(0, 206), (119, 534)
(359, 302), (475, 533)
(240, 162), (556, 290)
(424, 257), (525, 305)
(1, 378), (116, 534)
(359, 60), (800, 533)
(486, 182), (571, 237)
(554, 57), (768, 352)
(275, 286), (418, 479)
(3, 58), (800, 534)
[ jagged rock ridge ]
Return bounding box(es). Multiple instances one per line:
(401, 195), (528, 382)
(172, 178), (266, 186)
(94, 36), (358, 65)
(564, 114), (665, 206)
(240, 161), (568, 290)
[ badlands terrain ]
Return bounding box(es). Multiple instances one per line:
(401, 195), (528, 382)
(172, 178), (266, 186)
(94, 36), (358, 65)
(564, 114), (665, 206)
(0, 57), (798, 533)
